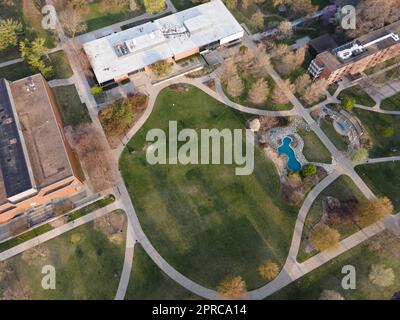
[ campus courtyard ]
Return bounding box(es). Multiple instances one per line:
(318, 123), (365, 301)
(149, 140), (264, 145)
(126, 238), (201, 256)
(119, 85), (299, 290)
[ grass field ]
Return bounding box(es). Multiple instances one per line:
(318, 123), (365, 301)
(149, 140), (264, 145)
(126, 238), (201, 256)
(0, 0), (56, 54)
(0, 210), (127, 300)
(171, 0), (196, 11)
(81, 0), (145, 32)
(0, 195), (115, 253)
(272, 230), (400, 300)
(380, 92), (400, 111)
(0, 61), (35, 81)
(48, 51), (73, 80)
(297, 175), (367, 262)
(320, 119), (348, 151)
(355, 162), (400, 211)
(297, 127), (332, 163)
(353, 109), (400, 157)
(0, 51), (73, 81)
(327, 83), (338, 96)
(338, 85), (376, 107)
(125, 245), (201, 300)
(119, 85), (298, 290)
(51, 85), (91, 128)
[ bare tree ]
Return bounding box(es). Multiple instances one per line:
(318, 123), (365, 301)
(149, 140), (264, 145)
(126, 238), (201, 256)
(271, 85), (289, 105)
(59, 6), (87, 39)
(302, 78), (327, 105)
(249, 78), (269, 104)
(276, 20), (293, 40)
(295, 74), (312, 96)
(226, 73), (244, 98)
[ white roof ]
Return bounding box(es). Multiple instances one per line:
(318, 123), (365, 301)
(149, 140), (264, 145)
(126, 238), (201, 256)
(83, 0), (244, 83)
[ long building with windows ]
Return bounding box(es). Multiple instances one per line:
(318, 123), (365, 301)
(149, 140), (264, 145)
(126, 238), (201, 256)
(308, 21), (400, 83)
(83, 0), (244, 85)
(0, 74), (83, 224)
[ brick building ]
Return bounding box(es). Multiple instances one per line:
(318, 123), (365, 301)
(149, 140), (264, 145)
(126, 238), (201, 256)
(0, 74), (83, 224)
(308, 21), (400, 83)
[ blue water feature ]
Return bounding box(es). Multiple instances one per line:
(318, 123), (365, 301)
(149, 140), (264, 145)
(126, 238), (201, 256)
(277, 136), (302, 172)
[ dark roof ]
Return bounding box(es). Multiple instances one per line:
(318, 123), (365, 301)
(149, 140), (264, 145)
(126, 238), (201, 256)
(0, 79), (32, 198)
(309, 34), (338, 53)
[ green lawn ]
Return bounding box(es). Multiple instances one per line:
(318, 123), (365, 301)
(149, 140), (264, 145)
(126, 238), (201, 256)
(119, 85), (298, 290)
(171, 0), (196, 11)
(125, 244), (201, 300)
(327, 83), (338, 96)
(0, 210), (127, 300)
(297, 127), (332, 163)
(355, 162), (400, 211)
(0, 51), (73, 81)
(0, 195), (115, 253)
(0, 61), (35, 81)
(82, 0), (145, 32)
(353, 109), (400, 157)
(380, 92), (400, 111)
(338, 85), (376, 107)
(67, 195), (115, 222)
(0, 0), (55, 51)
(272, 230), (400, 300)
(51, 85), (91, 128)
(48, 51), (73, 80)
(320, 118), (348, 151)
(297, 175), (367, 262)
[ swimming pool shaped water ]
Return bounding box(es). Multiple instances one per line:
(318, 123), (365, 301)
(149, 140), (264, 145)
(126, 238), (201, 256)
(277, 136), (302, 172)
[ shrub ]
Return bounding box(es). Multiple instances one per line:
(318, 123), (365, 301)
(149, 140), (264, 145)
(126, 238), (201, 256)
(90, 85), (103, 96)
(217, 276), (247, 299)
(379, 126), (394, 138)
(369, 264), (395, 287)
(310, 224), (340, 251)
(301, 164), (317, 177)
(341, 95), (356, 111)
(358, 197), (394, 225)
(350, 148), (368, 164)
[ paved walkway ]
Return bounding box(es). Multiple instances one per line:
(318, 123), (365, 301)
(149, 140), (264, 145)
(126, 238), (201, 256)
(115, 223), (136, 300)
(0, 58), (24, 68)
(0, 201), (122, 262)
(48, 77), (75, 87)
(7, 9), (396, 300)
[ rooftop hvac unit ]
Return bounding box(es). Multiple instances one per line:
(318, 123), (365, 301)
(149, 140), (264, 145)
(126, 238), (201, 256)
(25, 77), (36, 93)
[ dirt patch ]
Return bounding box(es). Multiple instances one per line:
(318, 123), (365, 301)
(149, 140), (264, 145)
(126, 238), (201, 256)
(94, 210), (126, 237)
(67, 123), (117, 193)
(21, 246), (50, 266)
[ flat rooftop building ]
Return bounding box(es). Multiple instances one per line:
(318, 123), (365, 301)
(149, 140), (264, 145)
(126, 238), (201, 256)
(0, 74), (83, 224)
(84, 0), (244, 85)
(308, 21), (400, 83)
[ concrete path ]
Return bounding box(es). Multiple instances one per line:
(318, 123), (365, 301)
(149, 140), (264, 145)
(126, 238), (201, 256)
(20, 12), (397, 300)
(0, 201), (122, 262)
(115, 223), (136, 300)
(362, 156), (400, 164)
(354, 103), (400, 115)
(0, 58), (24, 68)
(48, 77), (75, 87)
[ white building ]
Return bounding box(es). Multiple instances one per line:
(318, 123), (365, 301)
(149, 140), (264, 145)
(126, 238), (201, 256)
(83, 0), (244, 85)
